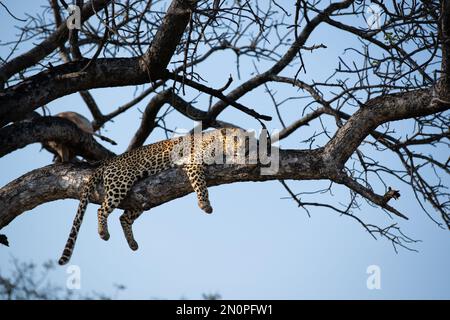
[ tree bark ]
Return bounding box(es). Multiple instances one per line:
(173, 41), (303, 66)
(0, 0), (197, 127)
(1, 87), (446, 230)
(0, 117), (115, 160)
(0, 0), (112, 85)
(0, 148), (323, 229)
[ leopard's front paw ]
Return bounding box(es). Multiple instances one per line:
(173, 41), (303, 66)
(129, 240), (139, 251)
(98, 227), (110, 241)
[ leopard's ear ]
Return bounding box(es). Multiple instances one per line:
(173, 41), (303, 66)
(219, 127), (228, 135)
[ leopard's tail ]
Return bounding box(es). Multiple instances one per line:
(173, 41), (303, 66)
(58, 168), (103, 265)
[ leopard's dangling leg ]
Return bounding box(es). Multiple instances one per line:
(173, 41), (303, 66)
(97, 200), (116, 241)
(183, 163), (212, 214)
(120, 210), (144, 250)
(98, 173), (137, 241)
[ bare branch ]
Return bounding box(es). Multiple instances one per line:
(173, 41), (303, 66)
(334, 173), (407, 220)
(127, 88), (209, 151)
(0, 0), (112, 86)
(0, 0), (198, 127)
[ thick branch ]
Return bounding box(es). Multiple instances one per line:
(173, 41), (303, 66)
(0, 58), (144, 127)
(1, 87), (447, 233)
(323, 89), (448, 167)
(0, 117), (115, 160)
(2, 87), (447, 231)
(0, 0), (197, 127)
(440, 0), (450, 96)
(141, 0), (198, 78)
(0, 0), (112, 85)
(0, 148), (324, 229)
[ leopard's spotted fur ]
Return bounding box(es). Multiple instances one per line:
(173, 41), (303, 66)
(58, 128), (247, 265)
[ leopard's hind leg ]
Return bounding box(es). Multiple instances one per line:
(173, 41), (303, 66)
(120, 210), (144, 250)
(97, 199), (116, 241)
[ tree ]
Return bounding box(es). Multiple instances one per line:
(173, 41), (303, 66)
(0, 257), (220, 299)
(0, 257), (124, 299)
(0, 0), (448, 255)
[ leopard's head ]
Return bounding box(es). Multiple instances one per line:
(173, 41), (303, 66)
(220, 127), (254, 163)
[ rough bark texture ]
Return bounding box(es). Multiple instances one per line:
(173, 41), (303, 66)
(141, 0), (198, 78)
(440, 0), (450, 97)
(0, 0), (112, 85)
(1, 87), (446, 229)
(323, 89), (437, 166)
(0, 117), (115, 160)
(0, 149), (323, 229)
(0, 0), (448, 249)
(0, 0), (197, 127)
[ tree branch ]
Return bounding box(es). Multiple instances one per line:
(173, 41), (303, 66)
(127, 88), (209, 151)
(205, 0), (355, 122)
(334, 173), (407, 220)
(0, 0), (197, 127)
(165, 71), (272, 122)
(0, 0), (112, 86)
(440, 0), (450, 97)
(0, 148), (324, 230)
(0, 117), (115, 160)
(323, 89), (448, 167)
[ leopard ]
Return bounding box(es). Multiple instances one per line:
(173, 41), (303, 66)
(58, 127), (248, 265)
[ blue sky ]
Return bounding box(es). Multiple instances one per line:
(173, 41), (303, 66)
(0, 1), (449, 299)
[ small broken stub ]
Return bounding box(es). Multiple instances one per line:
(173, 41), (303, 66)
(0, 234), (9, 247)
(383, 186), (400, 204)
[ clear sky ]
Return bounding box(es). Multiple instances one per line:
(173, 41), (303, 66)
(0, 1), (449, 299)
